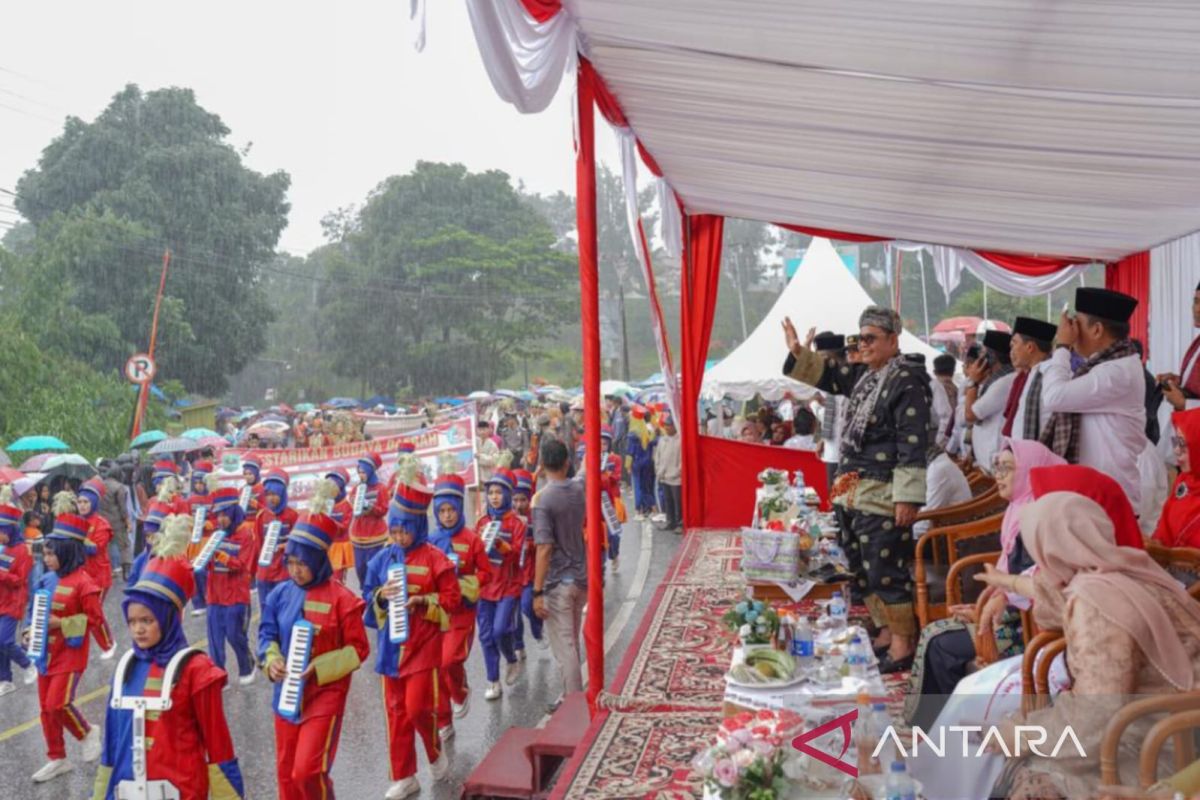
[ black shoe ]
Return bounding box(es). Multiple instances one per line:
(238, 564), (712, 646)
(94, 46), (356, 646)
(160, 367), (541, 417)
(878, 653), (914, 674)
(873, 643), (890, 659)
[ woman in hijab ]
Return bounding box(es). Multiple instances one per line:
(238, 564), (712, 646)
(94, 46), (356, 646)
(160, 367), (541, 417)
(473, 467), (528, 701)
(430, 474), (492, 742)
(258, 500), (368, 800)
(362, 481), (460, 800)
(92, 515), (244, 800)
(905, 439), (1065, 727)
(1028, 463), (1146, 550)
(253, 469), (298, 605)
(1154, 408), (1200, 548)
(985, 492), (1200, 799)
(28, 494), (115, 784)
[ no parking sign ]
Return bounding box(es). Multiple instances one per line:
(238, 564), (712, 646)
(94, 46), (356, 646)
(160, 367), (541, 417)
(124, 353), (156, 384)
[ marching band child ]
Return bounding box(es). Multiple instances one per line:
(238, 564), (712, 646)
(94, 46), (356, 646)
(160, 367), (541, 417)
(430, 474), (491, 740)
(203, 488), (257, 687)
(91, 516), (244, 800)
(259, 485), (369, 800)
(186, 462), (217, 617)
(151, 460), (191, 516)
(28, 492), (113, 783)
(78, 478), (116, 610)
(322, 469), (355, 584)
(364, 481), (460, 800)
(240, 456), (265, 515)
(350, 453), (391, 588)
(598, 426), (625, 570)
(509, 469), (544, 659)
(126, 500), (168, 591)
(255, 469), (298, 604)
(474, 467), (527, 700)
(0, 487), (35, 695)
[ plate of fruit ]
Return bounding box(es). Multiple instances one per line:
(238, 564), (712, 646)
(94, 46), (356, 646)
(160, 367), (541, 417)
(725, 648), (806, 689)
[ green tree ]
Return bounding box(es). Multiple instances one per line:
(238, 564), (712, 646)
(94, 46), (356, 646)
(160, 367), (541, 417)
(12, 84), (291, 395)
(320, 162), (578, 395)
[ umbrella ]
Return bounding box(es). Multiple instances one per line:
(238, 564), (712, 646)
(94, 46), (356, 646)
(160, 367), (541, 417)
(0, 466), (23, 483)
(195, 436), (229, 450)
(148, 437), (201, 455)
(29, 453), (95, 481)
(12, 472), (45, 497)
(535, 385), (562, 395)
(295, 403), (316, 413)
(246, 421), (289, 439)
(0, 448), (8, 467)
(493, 389), (518, 399)
(131, 430), (167, 449)
(326, 397), (360, 409)
(467, 391), (492, 400)
(181, 428), (219, 440)
(930, 316), (1011, 344)
(517, 391), (536, 402)
(7, 435), (69, 452)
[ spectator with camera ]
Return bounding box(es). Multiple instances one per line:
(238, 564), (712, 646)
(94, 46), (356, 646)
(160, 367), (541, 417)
(963, 330), (1016, 473)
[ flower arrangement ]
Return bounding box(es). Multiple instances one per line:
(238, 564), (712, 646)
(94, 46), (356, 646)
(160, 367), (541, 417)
(756, 468), (792, 521)
(722, 599), (779, 645)
(693, 709), (804, 800)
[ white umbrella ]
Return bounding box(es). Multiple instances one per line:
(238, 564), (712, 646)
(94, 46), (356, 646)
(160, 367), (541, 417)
(600, 380), (634, 397)
(467, 391), (492, 400)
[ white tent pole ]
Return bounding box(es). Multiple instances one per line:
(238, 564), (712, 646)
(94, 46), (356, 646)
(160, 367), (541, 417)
(983, 283), (989, 320)
(919, 249), (931, 339)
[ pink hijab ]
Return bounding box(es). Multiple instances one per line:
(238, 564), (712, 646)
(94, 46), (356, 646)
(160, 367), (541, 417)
(1022, 492), (1200, 690)
(998, 438), (1067, 569)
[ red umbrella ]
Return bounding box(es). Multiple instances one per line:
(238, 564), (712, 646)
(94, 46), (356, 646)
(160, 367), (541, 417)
(0, 466), (23, 484)
(930, 316), (1010, 343)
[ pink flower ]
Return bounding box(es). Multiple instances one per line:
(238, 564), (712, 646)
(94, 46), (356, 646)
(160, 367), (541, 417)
(751, 739), (776, 757)
(732, 728), (754, 745)
(713, 759), (739, 788)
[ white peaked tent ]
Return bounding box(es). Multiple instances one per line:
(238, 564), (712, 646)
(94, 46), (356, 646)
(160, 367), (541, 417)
(702, 238), (942, 401)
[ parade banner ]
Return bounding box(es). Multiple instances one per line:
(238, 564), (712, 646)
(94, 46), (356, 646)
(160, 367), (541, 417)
(218, 415), (478, 508)
(353, 402), (477, 438)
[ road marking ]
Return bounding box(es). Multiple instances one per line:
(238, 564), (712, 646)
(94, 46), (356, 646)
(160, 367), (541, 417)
(0, 611), (260, 743)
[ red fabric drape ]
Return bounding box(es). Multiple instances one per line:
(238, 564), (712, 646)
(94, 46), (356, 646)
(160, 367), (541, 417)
(1106, 250), (1151, 354)
(519, 0), (561, 23)
(699, 437), (829, 527)
(975, 250), (1086, 275)
(680, 215), (725, 528)
(575, 62), (604, 714)
(774, 222), (886, 244)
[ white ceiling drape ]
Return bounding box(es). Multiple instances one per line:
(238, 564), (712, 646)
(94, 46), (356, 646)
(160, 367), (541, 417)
(465, 0), (576, 114)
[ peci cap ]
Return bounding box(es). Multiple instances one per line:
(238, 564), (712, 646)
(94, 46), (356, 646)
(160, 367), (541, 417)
(1075, 287), (1138, 323)
(1012, 316), (1057, 344)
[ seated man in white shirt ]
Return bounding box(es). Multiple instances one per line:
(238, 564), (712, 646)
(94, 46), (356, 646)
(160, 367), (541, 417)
(963, 331), (1017, 474)
(1041, 286), (1146, 510)
(915, 446), (972, 538)
(1008, 316), (1057, 441)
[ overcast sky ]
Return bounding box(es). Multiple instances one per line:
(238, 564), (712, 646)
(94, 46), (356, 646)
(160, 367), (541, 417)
(0, 1), (621, 255)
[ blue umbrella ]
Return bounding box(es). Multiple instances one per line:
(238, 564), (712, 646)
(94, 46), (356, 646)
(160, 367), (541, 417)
(131, 430), (168, 449)
(326, 397), (360, 409)
(7, 435), (69, 452)
(181, 428), (220, 440)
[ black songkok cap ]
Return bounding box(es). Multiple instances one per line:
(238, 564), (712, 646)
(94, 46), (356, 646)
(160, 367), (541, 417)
(1075, 287), (1138, 323)
(1011, 316), (1057, 344)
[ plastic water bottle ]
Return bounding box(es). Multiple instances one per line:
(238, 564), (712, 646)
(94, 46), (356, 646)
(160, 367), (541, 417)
(829, 590), (848, 631)
(871, 703), (897, 767)
(854, 690), (879, 775)
(791, 615), (815, 671)
(882, 761), (916, 800)
(847, 635), (869, 678)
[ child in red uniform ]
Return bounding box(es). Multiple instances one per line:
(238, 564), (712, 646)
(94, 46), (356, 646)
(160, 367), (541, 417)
(27, 496), (114, 783)
(473, 467), (528, 700)
(186, 462), (216, 618)
(240, 456), (265, 515)
(509, 469), (545, 660)
(255, 469), (298, 604)
(91, 520), (244, 800)
(430, 474), (491, 740)
(0, 489), (35, 695)
(322, 470), (355, 583)
(203, 488), (258, 687)
(363, 482), (461, 800)
(78, 479), (116, 613)
(351, 453), (391, 588)
(151, 460), (191, 516)
(259, 501), (369, 800)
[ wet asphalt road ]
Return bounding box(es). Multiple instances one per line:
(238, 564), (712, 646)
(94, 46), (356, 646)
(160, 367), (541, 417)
(0, 507), (679, 799)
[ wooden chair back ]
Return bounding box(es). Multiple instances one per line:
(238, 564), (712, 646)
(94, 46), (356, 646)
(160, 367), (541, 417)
(967, 470), (996, 497)
(1099, 692), (1200, 788)
(1020, 629), (1064, 715)
(914, 512), (1004, 627)
(915, 487), (1005, 530)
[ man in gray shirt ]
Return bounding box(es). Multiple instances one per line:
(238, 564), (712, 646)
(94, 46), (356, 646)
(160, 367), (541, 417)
(532, 439), (587, 703)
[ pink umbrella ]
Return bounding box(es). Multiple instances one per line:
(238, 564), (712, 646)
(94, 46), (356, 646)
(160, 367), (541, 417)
(18, 453), (56, 473)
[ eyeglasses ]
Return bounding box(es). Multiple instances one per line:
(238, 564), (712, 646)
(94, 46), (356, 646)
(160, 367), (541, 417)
(1173, 436), (1189, 452)
(858, 333), (881, 346)
(991, 455), (1015, 477)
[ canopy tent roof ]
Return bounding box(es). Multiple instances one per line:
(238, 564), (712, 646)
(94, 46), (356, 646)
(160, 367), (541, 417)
(703, 238), (942, 401)
(569, 0), (1200, 261)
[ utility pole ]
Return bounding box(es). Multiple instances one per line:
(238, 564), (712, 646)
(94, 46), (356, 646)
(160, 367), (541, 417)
(618, 283), (631, 381)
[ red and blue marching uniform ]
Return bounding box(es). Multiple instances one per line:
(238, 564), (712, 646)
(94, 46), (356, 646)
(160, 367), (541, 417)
(259, 512), (369, 800)
(510, 469), (544, 653)
(0, 500), (33, 683)
(351, 453), (391, 588)
(363, 483), (461, 785)
(186, 461), (216, 612)
(92, 554), (243, 799)
(474, 468), (527, 686)
(254, 469), (298, 605)
(79, 477), (116, 602)
(31, 513), (114, 762)
(203, 488), (257, 680)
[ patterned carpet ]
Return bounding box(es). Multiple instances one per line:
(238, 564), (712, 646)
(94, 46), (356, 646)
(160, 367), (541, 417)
(553, 528), (912, 800)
